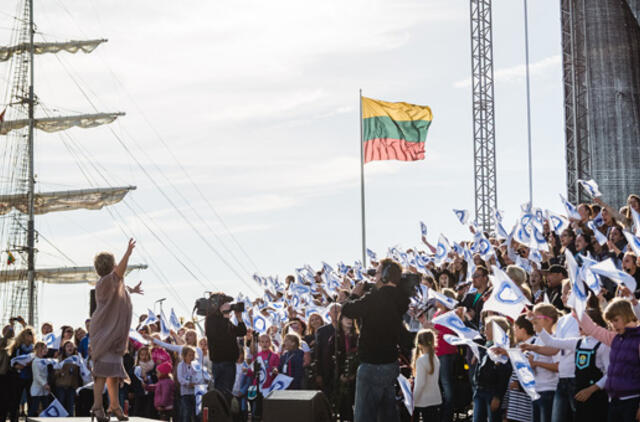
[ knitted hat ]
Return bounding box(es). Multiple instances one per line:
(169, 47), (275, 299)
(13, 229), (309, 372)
(156, 361), (172, 375)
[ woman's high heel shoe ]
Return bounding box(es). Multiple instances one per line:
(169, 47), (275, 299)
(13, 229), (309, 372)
(91, 407), (110, 422)
(107, 407), (129, 422)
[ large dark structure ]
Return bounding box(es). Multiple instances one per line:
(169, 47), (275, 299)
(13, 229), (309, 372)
(561, 0), (640, 207)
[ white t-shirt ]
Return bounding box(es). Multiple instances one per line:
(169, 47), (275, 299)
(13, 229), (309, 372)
(529, 335), (559, 392)
(548, 314), (580, 378)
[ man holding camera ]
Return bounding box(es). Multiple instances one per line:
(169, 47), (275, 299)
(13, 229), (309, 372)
(204, 293), (247, 403)
(342, 258), (410, 422)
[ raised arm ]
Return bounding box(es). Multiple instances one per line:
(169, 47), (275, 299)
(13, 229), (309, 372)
(114, 238), (136, 279)
(538, 328), (579, 352)
(576, 311), (615, 347)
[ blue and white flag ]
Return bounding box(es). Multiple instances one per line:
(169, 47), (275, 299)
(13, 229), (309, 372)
(531, 224), (549, 252)
(427, 287), (458, 310)
(507, 349), (540, 401)
(443, 334), (481, 360)
(560, 194), (582, 220)
(39, 396), (69, 417)
(43, 333), (58, 349)
(487, 321), (509, 364)
(434, 234), (451, 263)
(534, 208), (545, 225)
(624, 230), (640, 256)
(10, 353), (34, 367)
(565, 250), (587, 319)
(142, 309), (158, 327)
(194, 384), (208, 414)
(587, 221), (608, 246)
(590, 258), (637, 292)
(484, 266), (531, 320)
(129, 328), (149, 345)
(420, 221), (428, 237)
(169, 308), (182, 331)
(546, 210), (569, 234)
(579, 255), (602, 295)
(521, 202), (532, 213)
(253, 313), (272, 334)
(366, 248), (377, 262)
(632, 207), (640, 236)
(290, 283), (311, 295)
(492, 208), (505, 223)
(495, 221), (510, 239)
(432, 310), (480, 340)
(514, 224), (531, 246)
(397, 374), (414, 416)
(453, 209), (470, 225)
(159, 311), (171, 337)
(263, 374), (294, 396)
(520, 212), (534, 229)
(577, 179), (602, 198)
(528, 248), (543, 266)
(592, 211), (605, 228)
(473, 232), (494, 260)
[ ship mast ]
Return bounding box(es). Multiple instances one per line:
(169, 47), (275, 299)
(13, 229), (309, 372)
(26, 0), (35, 325)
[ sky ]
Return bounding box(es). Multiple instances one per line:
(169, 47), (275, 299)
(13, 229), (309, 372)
(0, 0), (567, 329)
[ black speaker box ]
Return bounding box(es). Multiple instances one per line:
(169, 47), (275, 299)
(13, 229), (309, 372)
(263, 390), (333, 422)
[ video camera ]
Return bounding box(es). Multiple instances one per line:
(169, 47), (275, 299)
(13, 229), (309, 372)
(194, 292), (245, 316)
(364, 268), (421, 297)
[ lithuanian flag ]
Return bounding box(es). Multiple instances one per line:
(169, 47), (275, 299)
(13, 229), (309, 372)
(362, 97), (432, 164)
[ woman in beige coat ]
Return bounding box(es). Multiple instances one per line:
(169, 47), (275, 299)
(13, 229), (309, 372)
(89, 239), (143, 422)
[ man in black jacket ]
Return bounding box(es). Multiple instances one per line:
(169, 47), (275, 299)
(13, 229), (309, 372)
(204, 293), (247, 403)
(342, 258), (410, 422)
(314, 303), (341, 397)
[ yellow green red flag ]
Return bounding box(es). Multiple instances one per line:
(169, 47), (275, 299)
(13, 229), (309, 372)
(361, 97), (432, 163)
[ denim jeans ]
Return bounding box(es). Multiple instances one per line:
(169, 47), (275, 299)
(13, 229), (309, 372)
(28, 395), (50, 416)
(179, 394), (196, 422)
(56, 387), (76, 416)
(472, 389), (502, 422)
(438, 354), (456, 422)
(551, 378), (575, 422)
(608, 397), (640, 422)
(212, 361), (236, 404)
(353, 362), (400, 422)
(533, 391), (554, 422)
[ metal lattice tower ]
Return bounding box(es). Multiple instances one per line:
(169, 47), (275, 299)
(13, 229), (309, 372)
(470, 0), (497, 232)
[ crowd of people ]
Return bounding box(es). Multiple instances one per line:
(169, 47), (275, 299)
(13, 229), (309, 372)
(1, 188), (640, 422)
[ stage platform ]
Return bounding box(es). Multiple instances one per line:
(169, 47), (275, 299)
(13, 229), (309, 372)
(28, 418), (161, 422)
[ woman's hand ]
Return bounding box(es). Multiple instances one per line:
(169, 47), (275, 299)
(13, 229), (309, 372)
(527, 354), (536, 368)
(574, 385), (596, 402)
(490, 397), (500, 412)
(126, 238), (136, 255)
(127, 281), (144, 295)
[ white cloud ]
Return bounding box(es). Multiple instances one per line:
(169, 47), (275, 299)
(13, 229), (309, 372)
(453, 54), (561, 88)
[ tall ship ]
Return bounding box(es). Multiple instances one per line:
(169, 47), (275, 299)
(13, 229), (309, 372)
(0, 0), (146, 326)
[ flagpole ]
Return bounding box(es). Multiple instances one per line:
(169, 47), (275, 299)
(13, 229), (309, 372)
(524, 0), (533, 206)
(359, 89), (367, 266)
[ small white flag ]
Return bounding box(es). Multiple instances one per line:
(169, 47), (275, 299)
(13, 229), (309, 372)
(420, 221), (428, 237)
(397, 374), (414, 415)
(507, 349), (540, 401)
(427, 287), (458, 310)
(453, 209), (470, 225)
(565, 250), (587, 320)
(262, 374), (294, 395)
(432, 310), (481, 340)
(483, 266), (530, 320)
(443, 334), (481, 360)
(577, 179), (602, 198)
(590, 258), (637, 292)
(588, 221), (608, 246)
(169, 308), (182, 331)
(623, 230), (640, 256)
(546, 210), (569, 235)
(560, 194), (582, 220)
(39, 396), (69, 417)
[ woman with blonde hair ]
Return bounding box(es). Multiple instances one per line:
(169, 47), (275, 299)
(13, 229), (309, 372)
(412, 329), (441, 421)
(89, 239), (143, 422)
(6, 325), (36, 422)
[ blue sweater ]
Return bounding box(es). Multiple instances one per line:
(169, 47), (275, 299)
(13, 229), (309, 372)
(278, 349), (304, 390)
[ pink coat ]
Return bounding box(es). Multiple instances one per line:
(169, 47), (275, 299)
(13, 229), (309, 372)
(153, 378), (175, 409)
(248, 350), (280, 388)
(152, 347), (172, 366)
